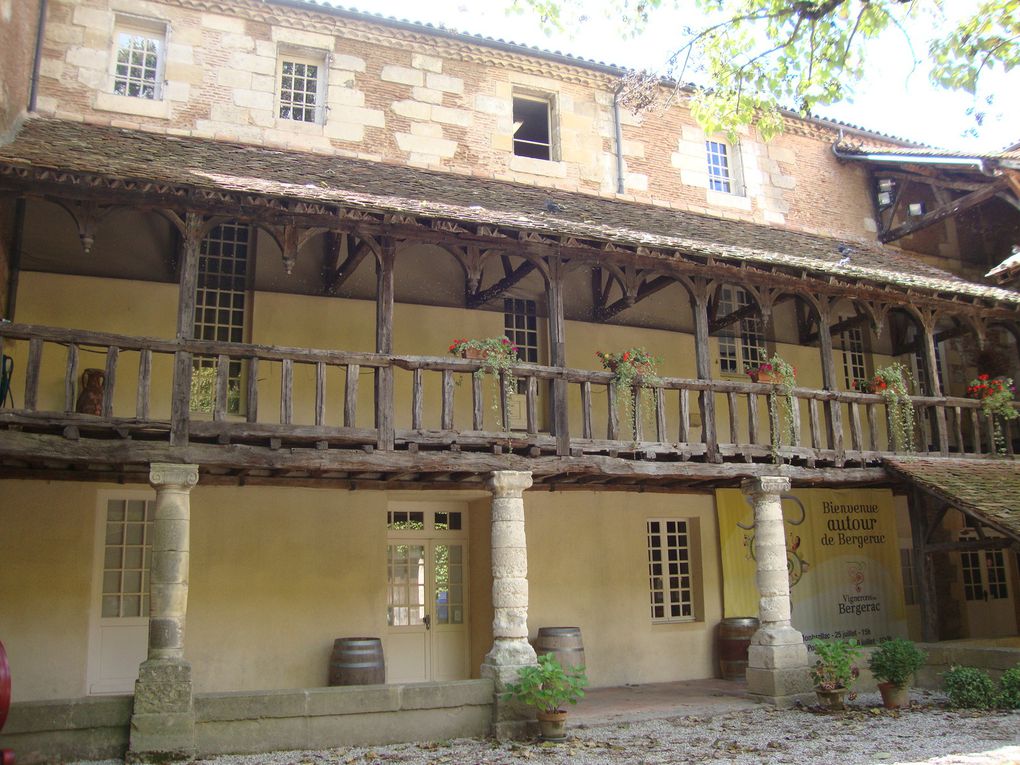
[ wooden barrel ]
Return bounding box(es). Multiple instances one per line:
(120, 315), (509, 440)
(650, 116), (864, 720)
(718, 617), (759, 680)
(535, 627), (585, 669)
(329, 637), (385, 686)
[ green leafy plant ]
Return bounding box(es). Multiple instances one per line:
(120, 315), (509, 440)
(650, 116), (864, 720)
(809, 638), (861, 692)
(943, 665), (998, 709)
(749, 349), (796, 459)
(595, 347), (660, 442)
(868, 638), (926, 688)
(874, 363), (915, 452)
(998, 666), (1020, 710)
(449, 337), (519, 430)
(190, 365), (240, 414)
(502, 653), (588, 714)
(967, 374), (1018, 455)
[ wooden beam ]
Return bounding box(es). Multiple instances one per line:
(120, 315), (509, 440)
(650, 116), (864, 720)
(466, 260), (537, 308)
(880, 180), (1006, 243)
(547, 257), (570, 456)
(691, 287), (719, 463)
(324, 238), (371, 295)
(924, 537), (1015, 554)
(595, 275), (673, 322)
(909, 489), (939, 642)
(879, 170), (989, 193)
(892, 324), (970, 357)
(803, 312), (871, 344)
(375, 239), (395, 451)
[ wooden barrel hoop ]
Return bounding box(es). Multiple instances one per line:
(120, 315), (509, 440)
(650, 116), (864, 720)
(535, 626), (585, 670)
(329, 637), (385, 686)
(718, 617), (759, 681)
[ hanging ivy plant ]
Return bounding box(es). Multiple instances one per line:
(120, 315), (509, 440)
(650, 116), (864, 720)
(967, 374), (1018, 455)
(874, 363), (915, 452)
(595, 347), (661, 442)
(448, 337), (519, 431)
(750, 349), (797, 460)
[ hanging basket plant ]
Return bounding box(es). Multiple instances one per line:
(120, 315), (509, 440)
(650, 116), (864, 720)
(873, 363), (915, 452)
(967, 374), (1018, 455)
(748, 349), (797, 459)
(595, 347), (660, 441)
(448, 337), (519, 431)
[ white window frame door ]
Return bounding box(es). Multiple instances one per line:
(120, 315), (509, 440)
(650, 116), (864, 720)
(86, 489), (156, 695)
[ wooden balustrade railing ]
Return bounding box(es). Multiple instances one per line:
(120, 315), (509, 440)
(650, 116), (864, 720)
(1, 322), (1016, 462)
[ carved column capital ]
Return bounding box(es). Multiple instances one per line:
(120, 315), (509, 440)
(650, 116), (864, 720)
(149, 463), (199, 491)
(741, 476), (791, 498)
(487, 470), (533, 498)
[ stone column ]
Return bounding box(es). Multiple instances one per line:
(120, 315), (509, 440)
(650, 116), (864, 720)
(741, 476), (813, 707)
(128, 463), (199, 763)
(480, 470), (537, 740)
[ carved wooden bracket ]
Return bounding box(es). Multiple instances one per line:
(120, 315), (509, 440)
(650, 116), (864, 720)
(260, 223), (328, 274)
(52, 200), (116, 255)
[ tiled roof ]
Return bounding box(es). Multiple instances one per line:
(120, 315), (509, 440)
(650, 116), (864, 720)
(885, 457), (1020, 541)
(2, 117), (1019, 306)
(836, 143), (1020, 164)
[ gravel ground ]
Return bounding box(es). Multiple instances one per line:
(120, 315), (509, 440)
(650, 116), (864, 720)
(72, 693), (1020, 765)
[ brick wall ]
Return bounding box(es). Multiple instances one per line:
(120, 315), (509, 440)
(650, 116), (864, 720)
(33, 0), (925, 249)
(0, 0), (40, 138)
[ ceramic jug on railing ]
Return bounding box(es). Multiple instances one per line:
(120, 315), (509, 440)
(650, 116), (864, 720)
(75, 368), (105, 416)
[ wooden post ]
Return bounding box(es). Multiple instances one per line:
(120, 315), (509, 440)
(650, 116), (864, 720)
(908, 489), (940, 642)
(546, 256), (570, 456)
(375, 238), (395, 450)
(691, 285), (719, 462)
(171, 213), (203, 447)
(815, 300), (845, 465)
(920, 317), (950, 455)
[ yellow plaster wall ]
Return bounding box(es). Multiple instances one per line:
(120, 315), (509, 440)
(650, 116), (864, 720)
(525, 491), (722, 687)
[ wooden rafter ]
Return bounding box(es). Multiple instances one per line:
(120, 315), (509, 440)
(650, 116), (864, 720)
(803, 311), (871, 344)
(324, 238), (373, 295)
(467, 260), (537, 308)
(891, 323), (970, 357)
(880, 180), (1007, 243)
(594, 275), (673, 322)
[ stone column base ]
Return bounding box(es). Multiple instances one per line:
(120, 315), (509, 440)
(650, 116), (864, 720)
(745, 626), (813, 707)
(480, 639), (538, 740)
(127, 660), (195, 762)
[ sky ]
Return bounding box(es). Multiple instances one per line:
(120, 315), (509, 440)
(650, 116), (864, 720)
(335, 0), (1019, 152)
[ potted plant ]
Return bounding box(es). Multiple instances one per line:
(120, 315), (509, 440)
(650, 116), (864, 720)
(868, 638), (925, 709)
(967, 373), (1018, 455)
(502, 653), (588, 741)
(448, 337), (519, 430)
(595, 347), (660, 441)
(809, 637), (861, 711)
(747, 349), (797, 459)
(873, 362), (915, 452)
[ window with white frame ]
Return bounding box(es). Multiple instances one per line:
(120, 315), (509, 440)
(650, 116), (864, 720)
(912, 339), (944, 396)
(278, 53), (326, 124)
(961, 550), (984, 601)
(504, 298), (538, 363)
(985, 550), (1009, 599)
(193, 222), (249, 413)
(717, 286), (764, 375)
(101, 498), (154, 618)
(706, 140), (734, 193)
(512, 95), (553, 160)
(841, 321), (867, 389)
(112, 17), (167, 100)
(647, 519), (694, 622)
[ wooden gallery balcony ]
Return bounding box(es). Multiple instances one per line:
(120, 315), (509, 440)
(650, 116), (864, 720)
(1, 323), (1015, 490)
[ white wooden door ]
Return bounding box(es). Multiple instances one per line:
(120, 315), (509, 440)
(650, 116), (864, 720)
(87, 495), (154, 694)
(961, 548), (1015, 638)
(385, 503), (469, 683)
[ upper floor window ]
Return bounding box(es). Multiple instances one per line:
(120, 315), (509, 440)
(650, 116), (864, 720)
(841, 321), (867, 389)
(717, 286), (763, 375)
(112, 17), (167, 100)
(504, 298), (538, 363)
(279, 54), (326, 124)
(706, 140), (734, 193)
(512, 95), (553, 160)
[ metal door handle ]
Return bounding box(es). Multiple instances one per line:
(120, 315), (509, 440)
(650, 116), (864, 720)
(423, 614), (431, 630)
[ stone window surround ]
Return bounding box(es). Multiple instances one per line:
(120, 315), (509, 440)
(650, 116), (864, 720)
(276, 45), (330, 127)
(510, 88), (560, 164)
(705, 136), (746, 197)
(110, 13), (168, 100)
(94, 13), (171, 120)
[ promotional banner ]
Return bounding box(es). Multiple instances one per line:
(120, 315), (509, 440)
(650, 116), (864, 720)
(716, 488), (907, 644)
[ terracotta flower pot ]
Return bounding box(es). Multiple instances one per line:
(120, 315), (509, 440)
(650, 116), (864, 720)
(748, 369), (781, 384)
(460, 347), (486, 360)
(536, 709), (568, 741)
(877, 681), (910, 709)
(815, 687), (848, 711)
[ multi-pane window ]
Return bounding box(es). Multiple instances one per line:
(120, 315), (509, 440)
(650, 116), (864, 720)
(912, 340), (944, 395)
(504, 298), (538, 363)
(279, 56), (324, 123)
(193, 222), (249, 413)
(112, 19), (166, 100)
(717, 286), (763, 374)
(706, 140), (733, 193)
(387, 543), (426, 627)
(433, 543), (464, 626)
(961, 550), (984, 601)
(512, 96), (553, 160)
(387, 510), (425, 530)
(841, 323), (867, 389)
(647, 519), (694, 623)
(899, 548), (917, 606)
(985, 550), (1009, 599)
(101, 499), (153, 618)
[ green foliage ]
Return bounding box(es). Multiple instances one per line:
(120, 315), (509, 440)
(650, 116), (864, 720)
(943, 665), (998, 709)
(998, 666), (1020, 710)
(867, 638), (926, 688)
(749, 348), (797, 458)
(449, 337), (520, 430)
(502, 653), (589, 714)
(809, 638), (862, 692)
(595, 347), (661, 442)
(874, 363), (914, 453)
(511, 0), (1019, 138)
(190, 365), (240, 414)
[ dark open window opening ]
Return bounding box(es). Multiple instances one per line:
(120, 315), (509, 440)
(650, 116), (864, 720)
(512, 97), (552, 160)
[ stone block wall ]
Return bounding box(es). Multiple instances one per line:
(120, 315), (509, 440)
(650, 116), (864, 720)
(32, 0), (904, 244)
